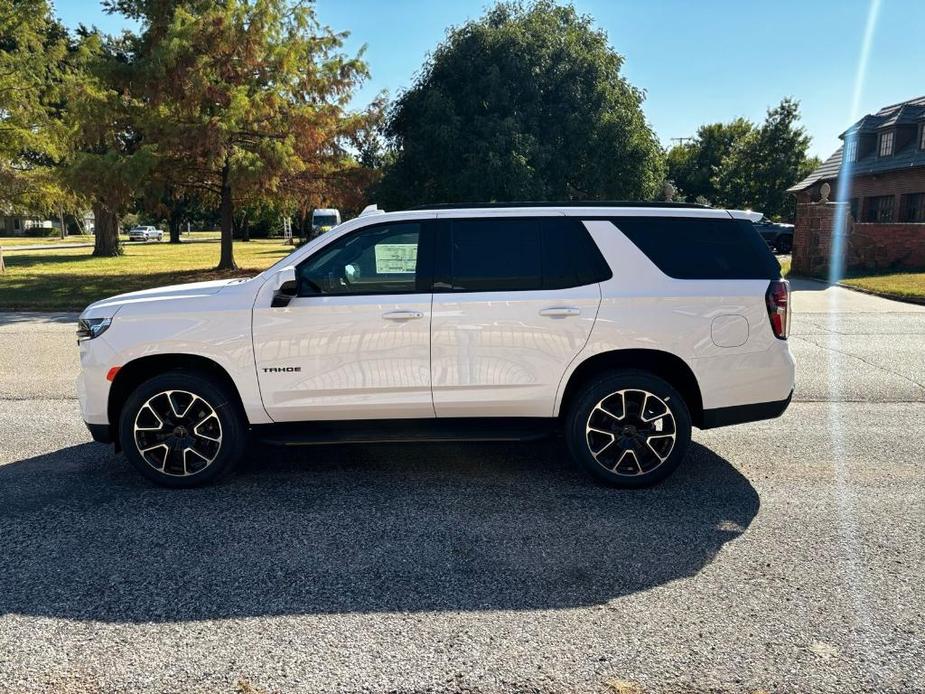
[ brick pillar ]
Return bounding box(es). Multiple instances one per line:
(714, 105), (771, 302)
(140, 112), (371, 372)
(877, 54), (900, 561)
(792, 201), (852, 277)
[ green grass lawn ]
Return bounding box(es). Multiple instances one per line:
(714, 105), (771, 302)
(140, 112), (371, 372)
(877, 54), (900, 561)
(0, 230), (221, 247)
(0, 239), (294, 311)
(840, 271), (925, 301)
(0, 235), (95, 246)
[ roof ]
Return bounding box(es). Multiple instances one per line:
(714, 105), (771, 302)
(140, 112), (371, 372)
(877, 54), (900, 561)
(842, 95), (925, 136)
(409, 201), (709, 210)
(789, 95), (925, 192)
(787, 147), (844, 192)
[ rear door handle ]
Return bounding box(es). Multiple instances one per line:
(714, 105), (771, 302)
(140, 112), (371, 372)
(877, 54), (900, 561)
(382, 310), (424, 321)
(539, 306), (581, 317)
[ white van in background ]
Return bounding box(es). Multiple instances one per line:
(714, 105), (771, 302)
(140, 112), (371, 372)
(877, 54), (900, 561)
(310, 208), (341, 238)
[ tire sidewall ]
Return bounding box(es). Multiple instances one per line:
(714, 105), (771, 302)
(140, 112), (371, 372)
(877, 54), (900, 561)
(566, 369), (692, 488)
(118, 371), (245, 487)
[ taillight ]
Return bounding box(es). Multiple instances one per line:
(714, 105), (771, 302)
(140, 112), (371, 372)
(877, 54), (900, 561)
(765, 279), (790, 340)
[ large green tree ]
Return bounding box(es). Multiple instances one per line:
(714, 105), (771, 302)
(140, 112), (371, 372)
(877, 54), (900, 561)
(666, 118), (753, 204)
(63, 27), (155, 256)
(0, 0), (71, 216)
(713, 98), (815, 221)
(377, 1), (665, 207)
(109, 0), (370, 269)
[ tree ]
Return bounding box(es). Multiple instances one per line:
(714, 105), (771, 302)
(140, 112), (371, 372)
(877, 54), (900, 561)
(63, 28), (154, 256)
(0, 0), (71, 215)
(111, 0), (370, 269)
(713, 98), (813, 221)
(377, 1), (665, 208)
(666, 118), (754, 204)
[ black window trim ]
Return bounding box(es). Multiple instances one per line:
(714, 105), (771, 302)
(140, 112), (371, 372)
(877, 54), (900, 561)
(295, 218), (436, 298)
(433, 216), (612, 294)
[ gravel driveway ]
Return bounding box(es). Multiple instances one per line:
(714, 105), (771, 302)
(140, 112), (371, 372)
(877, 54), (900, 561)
(0, 282), (923, 693)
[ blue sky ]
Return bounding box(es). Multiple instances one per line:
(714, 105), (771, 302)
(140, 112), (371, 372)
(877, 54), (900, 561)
(52, 0), (925, 158)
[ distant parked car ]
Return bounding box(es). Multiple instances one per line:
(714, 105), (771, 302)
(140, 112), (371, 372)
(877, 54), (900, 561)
(749, 214), (793, 254)
(128, 225), (163, 242)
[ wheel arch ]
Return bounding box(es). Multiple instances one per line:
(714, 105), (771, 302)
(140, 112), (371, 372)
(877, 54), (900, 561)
(557, 349), (704, 428)
(108, 353), (249, 446)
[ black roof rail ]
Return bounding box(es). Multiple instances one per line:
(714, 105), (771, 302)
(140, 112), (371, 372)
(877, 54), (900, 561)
(406, 200), (711, 211)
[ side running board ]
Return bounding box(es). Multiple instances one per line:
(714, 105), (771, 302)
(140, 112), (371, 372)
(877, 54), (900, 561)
(252, 417), (558, 446)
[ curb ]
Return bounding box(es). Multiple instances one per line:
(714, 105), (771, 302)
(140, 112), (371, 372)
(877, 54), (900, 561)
(789, 274), (925, 306)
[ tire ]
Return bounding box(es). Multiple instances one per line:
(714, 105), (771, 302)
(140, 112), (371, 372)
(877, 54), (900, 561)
(565, 369), (692, 488)
(118, 371), (246, 487)
(776, 236), (792, 254)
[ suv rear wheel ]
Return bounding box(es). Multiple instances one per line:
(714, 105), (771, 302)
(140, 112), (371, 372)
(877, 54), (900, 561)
(565, 369), (692, 488)
(118, 371), (246, 487)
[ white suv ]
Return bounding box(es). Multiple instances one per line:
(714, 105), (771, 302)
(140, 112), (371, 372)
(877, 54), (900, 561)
(77, 203), (794, 488)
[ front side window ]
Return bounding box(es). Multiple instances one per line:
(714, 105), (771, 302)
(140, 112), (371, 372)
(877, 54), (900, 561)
(879, 130), (894, 157)
(920, 125), (925, 150)
(297, 222), (426, 296)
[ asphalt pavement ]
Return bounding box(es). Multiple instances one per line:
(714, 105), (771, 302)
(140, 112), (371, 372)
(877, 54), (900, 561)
(0, 281), (923, 693)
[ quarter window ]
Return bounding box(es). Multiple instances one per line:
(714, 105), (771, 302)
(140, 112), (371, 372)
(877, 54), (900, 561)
(297, 222), (427, 296)
(610, 217), (780, 280)
(878, 130), (894, 157)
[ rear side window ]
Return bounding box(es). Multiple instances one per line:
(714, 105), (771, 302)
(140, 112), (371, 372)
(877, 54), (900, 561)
(541, 218), (612, 289)
(445, 218), (611, 292)
(449, 219), (541, 291)
(609, 217), (781, 280)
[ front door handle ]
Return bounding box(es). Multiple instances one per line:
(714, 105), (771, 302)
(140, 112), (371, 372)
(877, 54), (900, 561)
(383, 310), (425, 321)
(539, 306), (581, 317)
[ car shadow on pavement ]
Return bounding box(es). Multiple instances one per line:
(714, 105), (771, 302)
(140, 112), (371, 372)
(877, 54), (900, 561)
(0, 439), (758, 622)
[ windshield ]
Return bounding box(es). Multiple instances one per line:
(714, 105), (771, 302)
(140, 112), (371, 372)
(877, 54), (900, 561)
(313, 215), (338, 228)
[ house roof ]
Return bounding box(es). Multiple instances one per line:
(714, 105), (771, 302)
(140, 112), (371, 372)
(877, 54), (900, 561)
(788, 95), (925, 192)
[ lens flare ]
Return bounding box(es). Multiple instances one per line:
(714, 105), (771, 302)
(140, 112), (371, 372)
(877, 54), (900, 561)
(830, 0), (881, 285)
(826, 0), (882, 685)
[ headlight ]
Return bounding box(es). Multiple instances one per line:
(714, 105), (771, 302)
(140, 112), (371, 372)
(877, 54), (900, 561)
(77, 317), (112, 341)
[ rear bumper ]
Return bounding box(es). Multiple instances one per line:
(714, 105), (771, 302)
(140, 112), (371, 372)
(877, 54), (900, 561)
(700, 390), (793, 429)
(85, 421), (114, 444)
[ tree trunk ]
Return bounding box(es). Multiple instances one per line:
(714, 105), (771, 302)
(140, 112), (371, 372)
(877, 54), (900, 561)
(58, 207), (66, 240)
(217, 159), (237, 270)
(169, 215), (181, 244)
(241, 212), (250, 242)
(92, 201), (122, 257)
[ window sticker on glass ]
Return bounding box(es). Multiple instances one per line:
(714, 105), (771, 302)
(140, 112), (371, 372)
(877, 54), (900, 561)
(375, 244), (417, 273)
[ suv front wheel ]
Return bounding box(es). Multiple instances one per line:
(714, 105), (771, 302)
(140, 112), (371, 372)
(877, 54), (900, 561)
(565, 370), (692, 488)
(118, 371), (246, 487)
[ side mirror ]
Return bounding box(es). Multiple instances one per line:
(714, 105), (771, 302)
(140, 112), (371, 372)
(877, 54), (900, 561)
(270, 266), (298, 308)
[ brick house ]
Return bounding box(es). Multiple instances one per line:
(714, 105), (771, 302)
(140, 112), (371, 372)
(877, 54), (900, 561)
(787, 96), (925, 274)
